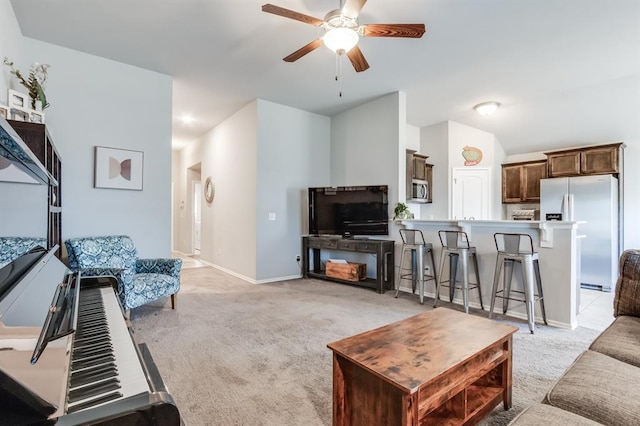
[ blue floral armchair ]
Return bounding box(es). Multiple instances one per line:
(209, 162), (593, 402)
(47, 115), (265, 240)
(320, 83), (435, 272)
(0, 237), (47, 268)
(65, 235), (182, 312)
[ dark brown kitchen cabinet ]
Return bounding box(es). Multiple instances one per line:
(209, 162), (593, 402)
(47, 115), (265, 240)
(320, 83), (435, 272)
(580, 145), (621, 175)
(502, 164), (523, 203)
(545, 143), (623, 177)
(406, 150), (433, 203)
(412, 153), (428, 180)
(501, 160), (547, 203)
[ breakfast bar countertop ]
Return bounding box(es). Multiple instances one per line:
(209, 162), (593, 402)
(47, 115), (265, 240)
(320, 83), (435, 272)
(394, 219), (582, 330)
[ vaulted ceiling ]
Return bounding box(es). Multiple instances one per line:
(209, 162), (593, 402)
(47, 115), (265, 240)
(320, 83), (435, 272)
(10, 0), (640, 153)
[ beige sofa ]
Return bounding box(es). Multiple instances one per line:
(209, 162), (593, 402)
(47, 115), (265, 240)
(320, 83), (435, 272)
(510, 249), (640, 426)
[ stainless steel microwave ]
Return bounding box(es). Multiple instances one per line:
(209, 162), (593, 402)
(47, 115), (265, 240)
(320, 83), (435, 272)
(412, 181), (429, 201)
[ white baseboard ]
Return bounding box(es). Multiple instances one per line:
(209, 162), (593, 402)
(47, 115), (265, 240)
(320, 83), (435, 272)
(198, 258), (302, 285)
(255, 275), (303, 284)
(396, 286), (575, 330)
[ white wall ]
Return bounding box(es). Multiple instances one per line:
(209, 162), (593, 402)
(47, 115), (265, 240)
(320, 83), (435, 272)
(175, 99), (331, 282)
(171, 149), (181, 250)
(418, 120), (506, 220)
(0, 0), (23, 97)
(448, 121), (505, 220)
(20, 38), (173, 257)
(179, 101), (258, 279)
(1, 4), (174, 254)
(622, 140), (640, 249)
(256, 99), (330, 281)
(406, 125), (420, 152)
(1, 2), (173, 256)
(174, 137), (203, 254)
(0, 1), (48, 239)
(0, 0), (22, 100)
(420, 121), (449, 220)
(404, 124), (421, 218)
(330, 92), (404, 206)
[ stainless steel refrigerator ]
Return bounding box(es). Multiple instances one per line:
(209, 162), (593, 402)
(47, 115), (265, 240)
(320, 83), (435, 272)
(540, 174), (618, 291)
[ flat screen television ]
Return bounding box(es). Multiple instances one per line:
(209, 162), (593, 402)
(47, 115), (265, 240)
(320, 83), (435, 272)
(308, 185), (389, 237)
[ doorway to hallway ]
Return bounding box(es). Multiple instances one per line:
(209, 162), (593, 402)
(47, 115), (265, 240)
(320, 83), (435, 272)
(187, 162), (202, 256)
(193, 180), (202, 255)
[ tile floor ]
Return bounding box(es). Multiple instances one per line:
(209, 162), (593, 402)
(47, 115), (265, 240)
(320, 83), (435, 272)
(173, 252), (206, 269)
(577, 287), (615, 331)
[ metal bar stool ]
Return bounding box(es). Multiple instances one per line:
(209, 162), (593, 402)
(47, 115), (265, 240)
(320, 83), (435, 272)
(489, 233), (547, 333)
(395, 229), (438, 304)
(435, 230), (484, 313)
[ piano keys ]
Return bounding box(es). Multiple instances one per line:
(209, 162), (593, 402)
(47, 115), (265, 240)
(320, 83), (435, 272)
(66, 286), (149, 413)
(0, 247), (181, 425)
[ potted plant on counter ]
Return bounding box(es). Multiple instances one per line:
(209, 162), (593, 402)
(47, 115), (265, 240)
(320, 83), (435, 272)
(393, 202), (414, 220)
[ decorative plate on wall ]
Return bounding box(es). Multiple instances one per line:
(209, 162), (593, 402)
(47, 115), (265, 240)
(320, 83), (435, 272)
(204, 177), (215, 203)
(462, 146), (483, 166)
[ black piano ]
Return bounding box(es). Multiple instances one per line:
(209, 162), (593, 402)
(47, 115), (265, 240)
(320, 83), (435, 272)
(0, 116), (180, 425)
(0, 246), (181, 425)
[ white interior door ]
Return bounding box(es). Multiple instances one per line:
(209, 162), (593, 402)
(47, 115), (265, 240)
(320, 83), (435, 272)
(451, 168), (490, 220)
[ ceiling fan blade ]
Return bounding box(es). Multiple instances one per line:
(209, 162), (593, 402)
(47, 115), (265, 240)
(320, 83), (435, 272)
(346, 46), (370, 72)
(262, 4), (324, 26)
(283, 39), (324, 62)
(362, 23), (426, 38)
(341, 0), (368, 19)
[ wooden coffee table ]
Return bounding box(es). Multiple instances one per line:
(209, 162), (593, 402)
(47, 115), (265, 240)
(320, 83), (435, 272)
(327, 308), (518, 425)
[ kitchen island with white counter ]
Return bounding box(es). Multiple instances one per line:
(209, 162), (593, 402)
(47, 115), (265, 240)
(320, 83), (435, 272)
(397, 219), (581, 329)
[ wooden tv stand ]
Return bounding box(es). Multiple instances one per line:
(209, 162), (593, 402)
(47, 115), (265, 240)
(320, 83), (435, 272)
(301, 236), (395, 294)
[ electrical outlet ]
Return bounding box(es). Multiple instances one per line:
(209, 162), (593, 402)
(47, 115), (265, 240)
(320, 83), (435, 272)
(295, 255), (301, 262)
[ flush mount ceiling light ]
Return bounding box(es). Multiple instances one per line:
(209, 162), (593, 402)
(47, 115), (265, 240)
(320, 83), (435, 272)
(180, 114), (194, 124)
(474, 101), (500, 116)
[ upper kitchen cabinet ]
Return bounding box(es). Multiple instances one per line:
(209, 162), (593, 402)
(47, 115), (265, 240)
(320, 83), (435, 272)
(501, 160), (547, 203)
(412, 153), (428, 180)
(406, 150), (433, 203)
(545, 143), (623, 178)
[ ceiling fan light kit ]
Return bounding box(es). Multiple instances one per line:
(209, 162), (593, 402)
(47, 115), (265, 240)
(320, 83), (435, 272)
(261, 0), (426, 73)
(323, 27), (359, 54)
(474, 101), (500, 116)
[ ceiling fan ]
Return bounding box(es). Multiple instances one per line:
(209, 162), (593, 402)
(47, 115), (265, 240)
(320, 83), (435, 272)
(262, 0), (426, 73)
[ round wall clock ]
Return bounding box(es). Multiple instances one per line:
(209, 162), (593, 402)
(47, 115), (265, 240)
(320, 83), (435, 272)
(204, 177), (215, 203)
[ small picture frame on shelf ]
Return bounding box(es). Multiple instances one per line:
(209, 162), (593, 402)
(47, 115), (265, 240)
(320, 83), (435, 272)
(8, 90), (28, 109)
(30, 110), (45, 124)
(10, 108), (29, 122)
(0, 105), (8, 120)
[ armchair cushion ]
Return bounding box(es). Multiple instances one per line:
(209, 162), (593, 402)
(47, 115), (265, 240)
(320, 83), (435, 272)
(128, 273), (180, 311)
(65, 235), (181, 311)
(0, 237), (47, 269)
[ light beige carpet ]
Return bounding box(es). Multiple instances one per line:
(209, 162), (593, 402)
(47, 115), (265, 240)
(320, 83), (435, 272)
(131, 266), (599, 426)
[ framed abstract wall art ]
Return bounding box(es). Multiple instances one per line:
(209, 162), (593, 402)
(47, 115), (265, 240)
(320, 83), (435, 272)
(94, 146), (144, 190)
